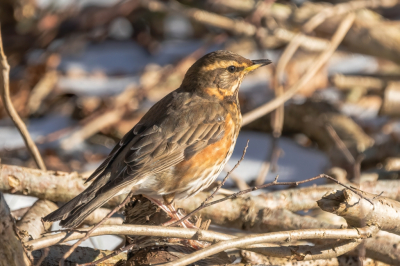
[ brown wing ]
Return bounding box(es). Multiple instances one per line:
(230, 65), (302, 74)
(96, 91), (227, 193)
(44, 89), (227, 227)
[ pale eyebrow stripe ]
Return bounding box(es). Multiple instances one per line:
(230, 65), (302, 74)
(202, 61), (248, 71)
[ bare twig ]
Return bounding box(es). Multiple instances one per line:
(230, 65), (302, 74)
(59, 191), (135, 266)
(4, 163), (396, 212)
(170, 140), (249, 227)
(318, 189), (400, 235)
(223, 165), (250, 190)
(332, 74), (386, 91)
(162, 226), (379, 266)
(325, 124), (356, 165)
(177, 173), (374, 225)
(26, 223), (400, 264)
(34, 247), (49, 266)
(27, 224), (237, 251)
(0, 26), (46, 170)
(302, 0), (390, 33)
(17, 200), (58, 242)
(11, 206), (31, 220)
(241, 12), (356, 126)
(255, 137), (281, 186)
(27, 224), (377, 258)
(243, 239), (362, 262)
(171, 171), (373, 229)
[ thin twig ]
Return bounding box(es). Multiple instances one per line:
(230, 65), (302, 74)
(26, 224), (378, 260)
(241, 12), (356, 126)
(34, 247), (49, 266)
(78, 242), (136, 266)
(223, 165), (250, 190)
(0, 26), (46, 170)
(269, 0), (362, 137)
(59, 191), (135, 266)
(214, 174), (374, 214)
(325, 124), (355, 164)
(169, 140), (249, 227)
(302, 0), (384, 33)
(353, 154), (365, 185)
(255, 137), (281, 186)
(325, 123), (366, 182)
(171, 172), (373, 229)
(162, 226), (379, 266)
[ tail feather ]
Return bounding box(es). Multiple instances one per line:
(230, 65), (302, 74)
(43, 193), (88, 222)
(59, 189), (118, 228)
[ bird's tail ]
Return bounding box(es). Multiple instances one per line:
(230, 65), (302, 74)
(43, 186), (120, 228)
(59, 188), (119, 228)
(42, 192), (89, 224)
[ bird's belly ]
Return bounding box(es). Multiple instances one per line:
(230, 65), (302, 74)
(137, 114), (240, 201)
(136, 141), (235, 200)
(169, 129), (237, 200)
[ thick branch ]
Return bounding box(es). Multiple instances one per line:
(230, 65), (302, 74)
(25, 224), (235, 251)
(178, 178), (400, 219)
(318, 188), (400, 235)
(2, 163), (400, 211)
(0, 191), (31, 266)
(242, 239), (361, 263)
(17, 200), (58, 242)
(241, 251), (388, 266)
(0, 163), (124, 206)
(161, 226), (378, 266)
(363, 230), (400, 265)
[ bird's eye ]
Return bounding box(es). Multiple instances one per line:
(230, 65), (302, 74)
(227, 65), (236, 73)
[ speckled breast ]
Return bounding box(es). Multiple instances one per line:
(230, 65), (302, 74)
(173, 112), (241, 200)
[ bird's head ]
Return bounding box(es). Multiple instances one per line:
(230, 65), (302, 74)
(181, 50), (271, 100)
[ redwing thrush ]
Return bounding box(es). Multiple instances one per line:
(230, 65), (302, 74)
(43, 50), (271, 228)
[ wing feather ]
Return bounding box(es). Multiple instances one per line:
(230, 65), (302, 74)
(44, 90), (229, 227)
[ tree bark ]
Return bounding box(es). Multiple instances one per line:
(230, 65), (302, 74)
(0, 191), (31, 266)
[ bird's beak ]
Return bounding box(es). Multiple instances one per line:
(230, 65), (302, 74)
(244, 59), (272, 73)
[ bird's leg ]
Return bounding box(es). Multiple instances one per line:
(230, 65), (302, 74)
(143, 196), (209, 249)
(163, 203), (197, 229)
(143, 196), (195, 228)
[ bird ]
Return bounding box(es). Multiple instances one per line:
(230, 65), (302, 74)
(43, 50), (271, 228)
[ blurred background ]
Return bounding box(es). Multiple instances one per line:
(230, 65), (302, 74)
(1, 0), (400, 252)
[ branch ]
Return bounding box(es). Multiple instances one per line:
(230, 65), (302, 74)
(241, 12), (356, 126)
(161, 226), (379, 266)
(318, 188), (400, 236)
(332, 74), (386, 91)
(27, 225), (379, 263)
(0, 163), (125, 206)
(26, 221), (400, 264)
(241, 251), (384, 266)
(0, 191), (31, 266)
(59, 192), (134, 266)
(301, 0), (388, 33)
(0, 26), (46, 170)
(243, 239), (361, 262)
(363, 230), (400, 265)
(26, 224), (236, 251)
(3, 163), (399, 211)
(17, 200), (58, 242)
(174, 173), (373, 227)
